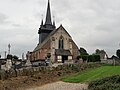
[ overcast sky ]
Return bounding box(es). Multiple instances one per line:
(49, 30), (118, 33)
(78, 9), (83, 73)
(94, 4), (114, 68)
(0, 0), (120, 58)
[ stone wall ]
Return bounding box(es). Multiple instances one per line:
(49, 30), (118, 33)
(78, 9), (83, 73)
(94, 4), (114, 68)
(0, 63), (101, 80)
(101, 59), (120, 65)
(0, 67), (48, 80)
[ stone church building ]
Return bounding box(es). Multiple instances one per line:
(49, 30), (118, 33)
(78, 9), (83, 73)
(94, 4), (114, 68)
(27, 0), (79, 64)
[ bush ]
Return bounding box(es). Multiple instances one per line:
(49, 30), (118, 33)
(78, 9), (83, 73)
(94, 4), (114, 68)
(88, 75), (120, 90)
(7, 54), (12, 59)
(94, 55), (100, 62)
(77, 55), (100, 62)
(116, 49), (120, 58)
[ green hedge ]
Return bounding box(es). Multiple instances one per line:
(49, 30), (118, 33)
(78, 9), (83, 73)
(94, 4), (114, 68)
(77, 55), (100, 62)
(88, 75), (120, 90)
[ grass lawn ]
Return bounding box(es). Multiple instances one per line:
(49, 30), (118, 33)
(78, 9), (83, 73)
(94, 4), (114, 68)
(61, 66), (120, 83)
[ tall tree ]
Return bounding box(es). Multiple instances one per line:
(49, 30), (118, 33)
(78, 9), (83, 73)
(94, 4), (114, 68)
(95, 49), (106, 54)
(116, 49), (120, 58)
(95, 49), (100, 54)
(79, 47), (89, 55)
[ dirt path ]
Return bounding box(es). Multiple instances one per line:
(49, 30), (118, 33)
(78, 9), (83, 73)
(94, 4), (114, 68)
(27, 81), (88, 90)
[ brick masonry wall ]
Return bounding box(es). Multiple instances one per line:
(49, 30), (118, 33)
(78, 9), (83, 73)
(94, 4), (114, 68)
(31, 40), (51, 61)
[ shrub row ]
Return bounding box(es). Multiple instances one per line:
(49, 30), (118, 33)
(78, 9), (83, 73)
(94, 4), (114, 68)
(77, 55), (100, 62)
(88, 75), (120, 90)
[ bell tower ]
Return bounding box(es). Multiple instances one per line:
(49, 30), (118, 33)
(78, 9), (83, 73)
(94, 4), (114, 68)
(38, 0), (56, 44)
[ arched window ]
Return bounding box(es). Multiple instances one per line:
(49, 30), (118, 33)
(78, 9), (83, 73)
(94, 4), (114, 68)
(59, 36), (64, 49)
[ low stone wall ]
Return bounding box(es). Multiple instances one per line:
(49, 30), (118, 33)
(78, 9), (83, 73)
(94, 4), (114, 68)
(101, 59), (120, 65)
(0, 67), (48, 80)
(0, 63), (101, 80)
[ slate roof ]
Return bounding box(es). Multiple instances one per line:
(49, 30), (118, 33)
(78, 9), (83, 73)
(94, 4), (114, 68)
(55, 49), (72, 56)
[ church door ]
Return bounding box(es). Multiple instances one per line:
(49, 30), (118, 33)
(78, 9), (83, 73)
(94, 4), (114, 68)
(62, 55), (68, 63)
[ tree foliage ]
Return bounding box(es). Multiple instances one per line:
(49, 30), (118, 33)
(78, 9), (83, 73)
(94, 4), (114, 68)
(7, 54), (12, 59)
(77, 55), (100, 62)
(79, 47), (89, 55)
(116, 49), (120, 58)
(95, 49), (106, 55)
(7, 54), (19, 60)
(13, 55), (19, 60)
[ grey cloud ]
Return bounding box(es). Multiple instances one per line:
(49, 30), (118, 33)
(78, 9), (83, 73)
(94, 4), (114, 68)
(0, 13), (8, 24)
(11, 0), (37, 3)
(12, 24), (21, 27)
(0, 0), (120, 58)
(34, 0), (120, 57)
(0, 27), (37, 57)
(62, 0), (120, 57)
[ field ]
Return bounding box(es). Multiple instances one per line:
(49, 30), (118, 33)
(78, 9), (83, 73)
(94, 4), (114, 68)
(61, 66), (120, 83)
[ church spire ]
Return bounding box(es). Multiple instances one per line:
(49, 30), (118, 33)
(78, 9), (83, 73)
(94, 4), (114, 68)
(45, 0), (52, 25)
(38, 0), (56, 44)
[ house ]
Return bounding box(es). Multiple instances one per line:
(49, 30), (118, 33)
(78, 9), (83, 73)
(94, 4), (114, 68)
(27, 0), (79, 65)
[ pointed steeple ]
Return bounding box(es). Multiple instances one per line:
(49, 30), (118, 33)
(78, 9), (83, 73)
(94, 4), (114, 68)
(45, 0), (52, 25)
(38, 0), (56, 44)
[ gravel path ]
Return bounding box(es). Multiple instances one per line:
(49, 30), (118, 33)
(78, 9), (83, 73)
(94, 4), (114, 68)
(27, 81), (88, 90)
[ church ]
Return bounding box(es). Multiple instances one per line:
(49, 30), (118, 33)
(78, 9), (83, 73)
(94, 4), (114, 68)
(27, 0), (79, 64)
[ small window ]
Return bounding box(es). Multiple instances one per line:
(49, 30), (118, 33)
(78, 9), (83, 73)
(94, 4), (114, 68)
(59, 36), (64, 49)
(52, 37), (55, 41)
